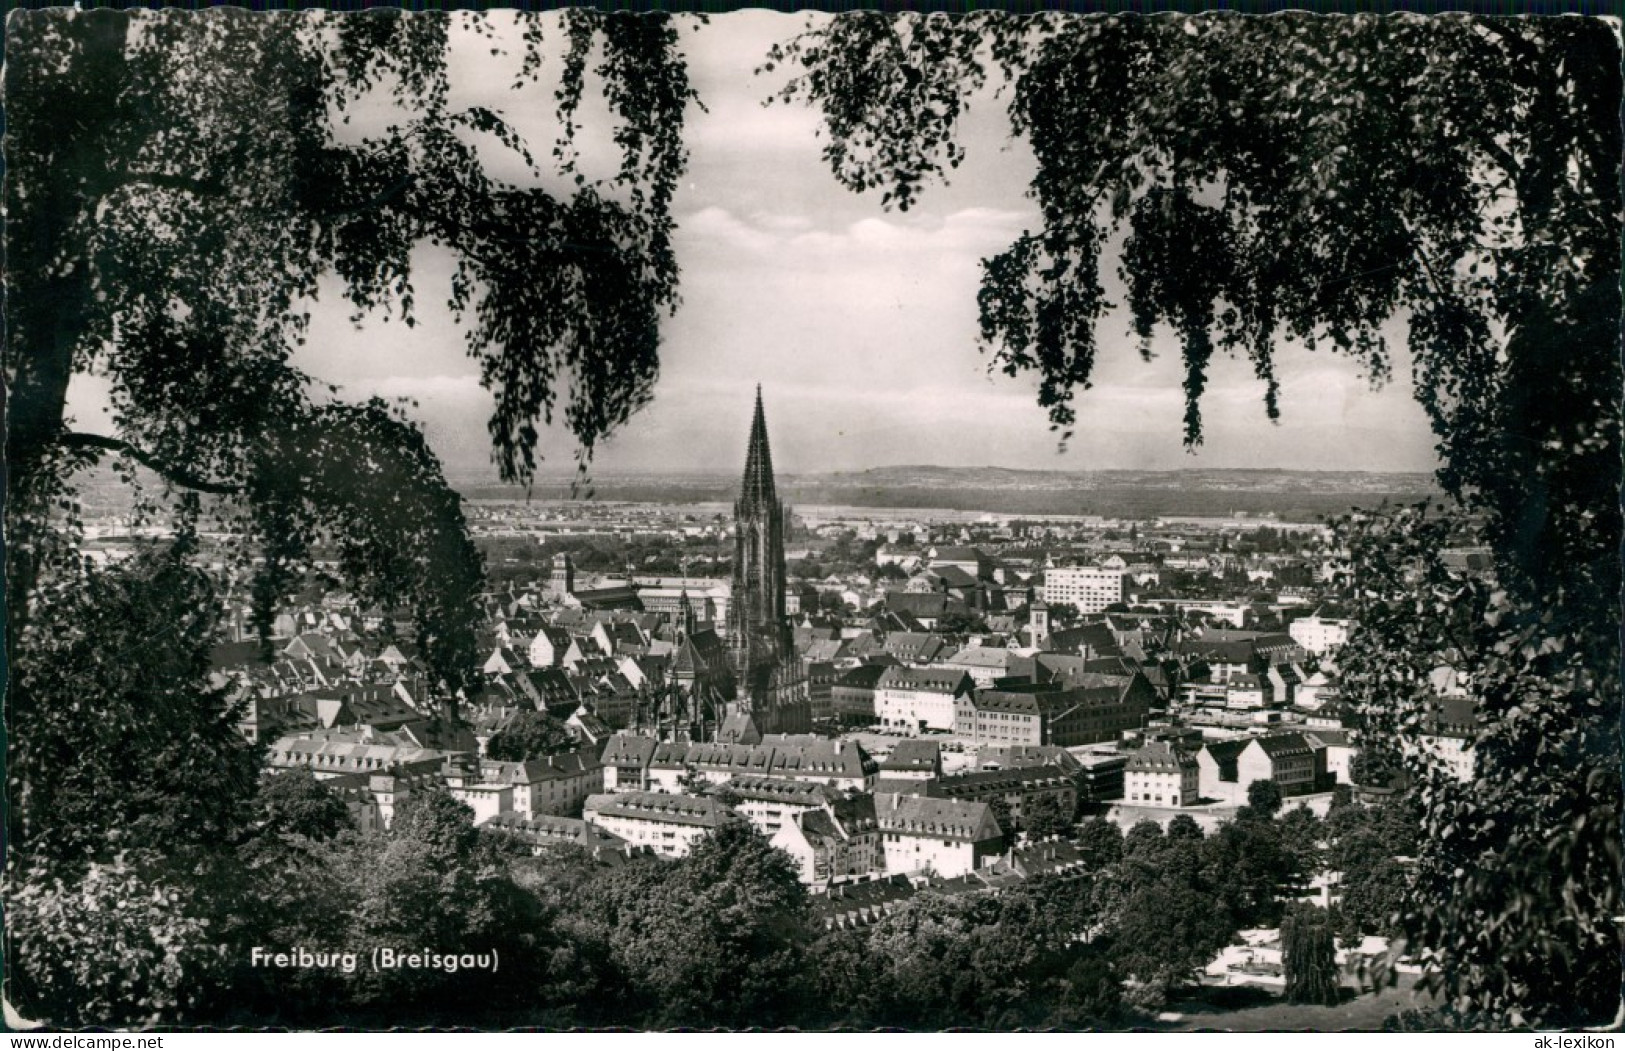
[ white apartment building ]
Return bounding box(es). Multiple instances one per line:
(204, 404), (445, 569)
(1042, 566), (1127, 614)
(874, 667), (975, 733)
(1289, 615), (1354, 655)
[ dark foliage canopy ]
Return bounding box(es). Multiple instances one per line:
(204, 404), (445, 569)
(1282, 905), (1341, 1006)
(5, 8), (698, 697)
(771, 12), (1621, 1027)
(6, 549), (264, 868)
(770, 13), (1618, 472)
(484, 711), (577, 762)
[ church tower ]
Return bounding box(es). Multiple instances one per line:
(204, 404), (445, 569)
(726, 388), (809, 733)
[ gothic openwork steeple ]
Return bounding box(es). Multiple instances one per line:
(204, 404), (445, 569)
(739, 384), (779, 514)
(725, 388), (809, 734)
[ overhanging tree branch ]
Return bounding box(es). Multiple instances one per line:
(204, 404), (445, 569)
(57, 431), (243, 496)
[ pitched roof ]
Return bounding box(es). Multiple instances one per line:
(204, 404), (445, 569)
(930, 564), (980, 589)
(879, 739), (941, 773)
(601, 732), (659, 767)
(929, 546), (986, 565)
(1250, 732), (1319, 758)
(1126, 740), (1198, 773)
(720, 775), (839, 807)
(649, 737), (878, 781)
(875, 666), (972, 693)
(936, 764), (1073, 795)
(1199, 738), (1249, 781)
(834, 664), (888, 690)
(883, 592), (959, 618)
(942, 645), (1013, 670)
(479, 812), (627, 853)
(585, 791), (732, 829)
(975, 744), (1082, 774)
(875, 792), (1002, 843)
(881, 631), (949, 661)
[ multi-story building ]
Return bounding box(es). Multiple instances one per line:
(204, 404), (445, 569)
(1412, 692), (1478, 783)
(1075, 751), (1128, 804)
(875, 793), (1005, 878)
(1042, 566), (1127, 614)
(771, 794), (882, 886)
(646, 736), (879, 793)
(806, 660), (838, 721)
(721, 775), (842, 838)
(878, 739), (942, 782)
(321, 764), (444, 832)
(1124, 740), (1199, 807)
(874, 667), (974, 732)
(1197, 733), (1327, 803)
(583, 791), (733, 858)
(831, 663), (887, 723)
(1289, 615), (1354, 656)
(443, 750), (604, 821)
(938, 644), (1014, 687)
(601, 732), (659, 792)
(479, 812), (631, 861)
(956, 679), (1152, 748)
(933, 765), (1078, 831)
(267, 729), (452, 781)
(1239, 733), (1324, 796)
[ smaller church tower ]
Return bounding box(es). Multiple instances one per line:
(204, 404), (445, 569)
(678, 588), (697, 639)
(1030, 598), (1051, 651)
(548, 552), (575, 598)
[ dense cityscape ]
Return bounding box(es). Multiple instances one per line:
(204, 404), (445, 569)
(47, 391), (1485, 1027)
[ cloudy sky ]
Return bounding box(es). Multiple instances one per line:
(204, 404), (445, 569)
(69, 12), (1443, 479)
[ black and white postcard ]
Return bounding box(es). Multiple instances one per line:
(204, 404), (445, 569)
(4, 7), (1620, 1033)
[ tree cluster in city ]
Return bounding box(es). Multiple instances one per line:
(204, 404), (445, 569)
(11, 744), (1429, 1029)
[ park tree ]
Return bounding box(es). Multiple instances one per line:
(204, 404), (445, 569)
(573, 820), (814, 1028)
(845, 875), (1107, 1028)
(1165, 814), (1205, 842)
(1244, 778), (1283, 818)
(1076, 817), (1125, 867)
(1276, 805), (1325, 876)
(1334, 856), (1410, 943)
(769, 12), (1619, 1026)
(1282, 905), (1342, 1007)
(1122, 818), (1165, 856)
(255, 768), (354, 842)
(1202, 817), (1305, 929)
(1107, 869), (1234, 1006)
(484, 710), (577, 762)
(1023, 792), (1076, 840)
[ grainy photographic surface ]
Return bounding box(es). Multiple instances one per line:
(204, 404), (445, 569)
(4, 8), (1620, 1032)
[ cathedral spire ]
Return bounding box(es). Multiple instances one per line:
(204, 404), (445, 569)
(725, 387), (810, 735)
(740, 384), (777, 510)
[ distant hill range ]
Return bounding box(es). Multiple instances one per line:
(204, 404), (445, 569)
(455, 466), (1442, 520)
